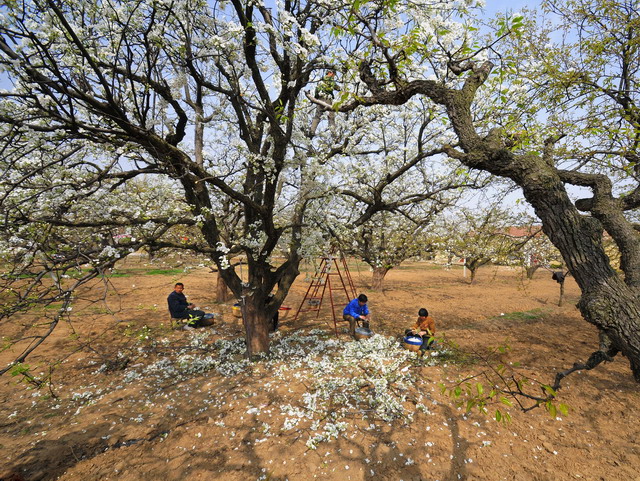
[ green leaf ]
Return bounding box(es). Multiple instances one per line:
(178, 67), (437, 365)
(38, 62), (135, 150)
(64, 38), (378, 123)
(331, 26), (345, 38)
(10, 362), (30, 377)
(495, 409), (502, 422)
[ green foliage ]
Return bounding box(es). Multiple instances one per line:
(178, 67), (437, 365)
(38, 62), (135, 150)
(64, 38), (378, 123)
(135, 303), (158, 311)
(496, 308), (547, 322)
(9, 362), (31, 377)
(109, 271), (132, 278)
(43, 302), (64, 311)
(1, 336), (14, 352)
(121, 323), (153, 342)
(8, 361), (57, 396)
(145, 268), (185, 276)
(496, 14), (525, 38)
(440, 342), (571, 421)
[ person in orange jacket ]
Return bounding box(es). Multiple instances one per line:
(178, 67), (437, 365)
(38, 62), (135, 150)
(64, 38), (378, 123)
(405, 307), (436, 350)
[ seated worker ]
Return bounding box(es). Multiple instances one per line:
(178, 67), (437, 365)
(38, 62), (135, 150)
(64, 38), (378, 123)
(405, 308), (436, 351)
(343, 293), (371, 337)
(167, 282), (213, 329)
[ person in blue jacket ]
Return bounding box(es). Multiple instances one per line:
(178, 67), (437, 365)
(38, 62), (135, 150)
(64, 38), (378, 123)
(343, 293), (371, 338)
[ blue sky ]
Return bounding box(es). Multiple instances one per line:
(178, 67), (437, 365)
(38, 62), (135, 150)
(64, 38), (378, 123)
(484, 0), (540, 15)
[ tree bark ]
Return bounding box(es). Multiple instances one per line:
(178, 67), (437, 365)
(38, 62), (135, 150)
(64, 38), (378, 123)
(469, 266), (478, 284)
(216, 273), (234, 303)
(516, 166), (640, 380)
(240, 295), (270, 358)
(371, 266), (390, 291)
(525, 265), (540, 280)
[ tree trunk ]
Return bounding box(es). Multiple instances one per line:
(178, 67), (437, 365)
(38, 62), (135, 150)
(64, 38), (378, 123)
(468, 266), (478, 284)
(465, 259), (482, 284)
(371, 266), (390, 290)
(520, 173), (640, 380)
(558, 280), (565, 307)
(216, 256), (299, 357)
(216, 273), (234, 303)
(240, 294), (271, 359)
(525, 265), (540, 280)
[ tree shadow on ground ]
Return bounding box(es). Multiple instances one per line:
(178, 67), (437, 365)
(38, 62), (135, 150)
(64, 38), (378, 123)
(4, 423), (111, 481)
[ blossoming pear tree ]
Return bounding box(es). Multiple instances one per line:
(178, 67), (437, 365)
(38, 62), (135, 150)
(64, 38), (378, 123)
(0, 0), (331, 358)
(0, 0), (483, 361)
(0, 156), (191, 376)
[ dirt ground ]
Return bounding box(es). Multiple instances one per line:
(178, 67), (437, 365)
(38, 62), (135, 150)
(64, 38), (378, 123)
(1, 258), (639, 481)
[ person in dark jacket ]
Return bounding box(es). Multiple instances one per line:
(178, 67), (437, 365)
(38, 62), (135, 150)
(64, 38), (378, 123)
(167, 282), (212, 329)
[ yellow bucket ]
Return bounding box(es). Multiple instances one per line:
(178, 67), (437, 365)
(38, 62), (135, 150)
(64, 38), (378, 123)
(232, 303), (242, 318)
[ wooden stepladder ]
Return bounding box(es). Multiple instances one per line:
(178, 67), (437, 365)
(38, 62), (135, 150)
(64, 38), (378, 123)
(294, 255), (357, 336)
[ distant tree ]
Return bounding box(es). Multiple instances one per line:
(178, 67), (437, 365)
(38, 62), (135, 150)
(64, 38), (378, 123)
(436, 207), (529, 284)
(510, 218), (563, 280)
(321, 103), (488, 290)
(347, 211), (434, 290)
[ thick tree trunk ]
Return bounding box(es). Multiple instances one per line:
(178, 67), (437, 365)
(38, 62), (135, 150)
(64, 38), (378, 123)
(241, 297), (270, 358)
(216, 255), (300, 357)
(468, 266), (478, 284)
(216, 273), (233, 303)
(505, 157), (640, 381)
(371, 266), (390, 291)
(438, 69), (640, 381)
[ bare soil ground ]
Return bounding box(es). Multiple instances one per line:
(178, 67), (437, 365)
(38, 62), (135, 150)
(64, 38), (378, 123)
(1, 258), (639, 481)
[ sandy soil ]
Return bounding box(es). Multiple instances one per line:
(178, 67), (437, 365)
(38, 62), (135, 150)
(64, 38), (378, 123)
(0, 258), (638, 481)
